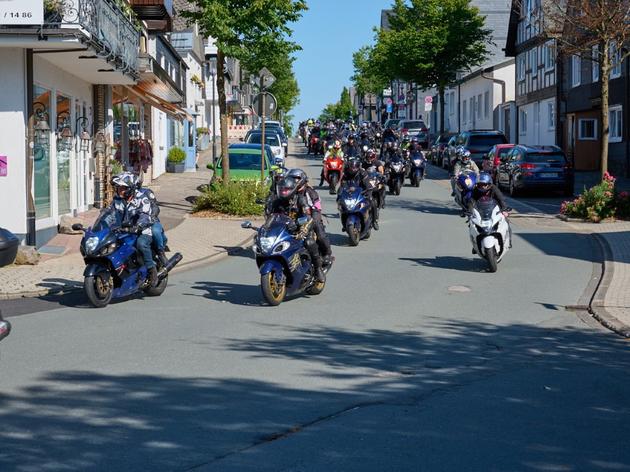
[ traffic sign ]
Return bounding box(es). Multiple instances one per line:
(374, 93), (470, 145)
(425, 96), (433, 104)
(253, 92), (278, 118)
(384, 97), (393, 106)
(259, 67), (276, 89)
(425, 102), (433, 112)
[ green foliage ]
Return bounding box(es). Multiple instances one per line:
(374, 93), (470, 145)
(193, 181), (269, 216)
(167, 147), (186, 164)
(109, 159), (123, 176)
(352, 45), (389, 96)
(561, 173), (618, 222)
(319, 87), (357, 122)
(197, 127), (210, 135)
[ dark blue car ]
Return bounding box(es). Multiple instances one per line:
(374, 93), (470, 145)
(496, 145), (574, 197)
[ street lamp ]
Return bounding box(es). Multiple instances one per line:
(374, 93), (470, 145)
(207, 56), (218, 166)
(76, 116), (92, 152)
(33, 102), (50, 148)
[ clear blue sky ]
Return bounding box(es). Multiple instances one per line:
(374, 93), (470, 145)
(289, 0), (392, 128)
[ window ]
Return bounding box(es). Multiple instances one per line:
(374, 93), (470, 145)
(449, 91), (455, 115)
(470, 98), (474, 122)
(520, 109), (528, 135)
(578, 119), (597, 140)
(610, 42), (622, 79)
(531, 48), (539, 77)
(517, 54), (526, 80)
(543, 41), (556, 71)
(548, 102), (555, 130)
(609, 105), (623, 143)
(571, 55), (581, 87)
(463, 100), (468, 123)
(484, 91), (490, 119)
(592, 45), (600, 82)
(477, 94), (483, 119)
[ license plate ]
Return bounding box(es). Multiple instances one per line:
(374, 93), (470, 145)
(539, 172), (558, 178)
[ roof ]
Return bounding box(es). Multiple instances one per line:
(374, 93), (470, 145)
(229, 143), (273, 152)
(517, 145), (564, 153)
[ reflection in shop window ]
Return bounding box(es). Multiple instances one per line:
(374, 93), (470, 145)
(33, 86), (51, 219)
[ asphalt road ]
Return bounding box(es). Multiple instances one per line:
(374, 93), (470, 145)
(1, 143), (629, 472)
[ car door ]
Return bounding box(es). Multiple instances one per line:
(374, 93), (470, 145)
(497, 148), (514, 187)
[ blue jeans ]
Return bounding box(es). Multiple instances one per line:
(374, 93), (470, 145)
(151, 222), (167, 251)
(137, 234), (156, 269)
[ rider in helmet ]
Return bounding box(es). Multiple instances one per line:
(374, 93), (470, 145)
(452, 147), (480, 196)
(110, 172), (160, 287)
(320, 139), (345, 186)
(363, 148), (387, 210)
(271, 169), (332, 282)
(341, 158), (380, 230)
(343, 134), (361, 158)
(468, 172), (513, 247)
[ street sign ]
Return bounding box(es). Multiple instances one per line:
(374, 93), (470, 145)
(0, 0), (43, 25)
(259, 67), (276, 89)
(384, 97), (393, 106)
(253, 92), (278, 118)
(386, 103), (393, 113)
(383, 88), (392, 97)
(425, 102), (433, 112)
(425, 96), (433, 104)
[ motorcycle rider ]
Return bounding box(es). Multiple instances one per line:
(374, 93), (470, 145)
(409, 137), (427, 180)
(363, 148), (387, 209)
(451, 148), (480, 196)
(319, 140), (345, 186)
(340, 158), (380, 231)
(343, 134), (361, 158)
(467, 172), (513, 248)
(111, 172), (160, 287)
(270, 169), (331, 282)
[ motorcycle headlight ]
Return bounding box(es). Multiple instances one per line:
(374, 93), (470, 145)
(85, 237), (99, 254)
(258, 236), (276, 253)
(100, 242), (118, 256)
(344, 198), (356, 208)
(273, 241), (290, 254)
(393, 164), (402, 172)
(413, 159), (423, 166)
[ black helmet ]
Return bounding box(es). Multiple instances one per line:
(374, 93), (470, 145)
(346, 158), (362, 177)
(286, 168), (308, 192)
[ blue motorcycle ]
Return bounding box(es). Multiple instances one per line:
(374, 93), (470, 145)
(408, 152), (427, 187)
(73, 208), (182, 308)
(241, 214), (329, 306)
(337, 183), (373, 246)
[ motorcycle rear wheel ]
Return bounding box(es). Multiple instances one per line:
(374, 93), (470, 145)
(261, 272), (286, 306)
(144, 274), (168, 296)
(306, 279), (326, 295)
(486, 247), (498, 273)
(85, 273), (113, 308)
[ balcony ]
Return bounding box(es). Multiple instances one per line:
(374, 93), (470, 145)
(136, 35), (186, 104)
(0, 0), (140, 84)
(129, 0), (173, 32)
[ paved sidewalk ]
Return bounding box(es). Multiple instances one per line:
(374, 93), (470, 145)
(0, 149), (257, 300)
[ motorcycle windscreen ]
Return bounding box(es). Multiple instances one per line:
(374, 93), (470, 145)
(474, 197), (499, 220)
(92, 207), (123, 232)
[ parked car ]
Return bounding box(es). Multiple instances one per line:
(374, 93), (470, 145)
(214, 144), (275, 181)
(396, 119), (429, 148)
(450, 130), (508, 167)
(482, 144), (516, 183)
(442, 135), (459, 170)
(496, 145), (574, 197)
(246, 131), (285, 165)
(429, 133), (456, 166)
(383, 118), (401, 130)
(260, 121), (289, 154)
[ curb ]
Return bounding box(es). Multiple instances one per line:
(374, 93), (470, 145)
(588, 234), (630, 338)
(0, 234), (256, 301)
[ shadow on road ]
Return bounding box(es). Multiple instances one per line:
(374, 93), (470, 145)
(1, 320), (629, 471)
(187, 281), (262, 306)
(385, 198), (460, 216)
(399, 256), (487, 272)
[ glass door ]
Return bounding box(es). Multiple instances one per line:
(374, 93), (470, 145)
(56, 93), (72, 215)
(33, 86), (52, 220)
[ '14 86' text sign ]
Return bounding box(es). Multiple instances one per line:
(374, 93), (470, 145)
(0, 0), (44, 25)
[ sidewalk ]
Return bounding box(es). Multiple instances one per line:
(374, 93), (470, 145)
(0, 150), (257, 300)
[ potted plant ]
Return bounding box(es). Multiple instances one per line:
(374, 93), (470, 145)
(44, 0), (66, 22)
(167, 147), (186, 173)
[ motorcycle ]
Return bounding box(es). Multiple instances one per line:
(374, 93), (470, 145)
(73, 208), (182, 308)
(323, 153), (344, 194)
(468, 196), (511, 272)
(408, 152), (427, 187)
(0, 313), (11, 343)
(387, 154), (408, 196)
(337, 183), (373, 246)
(308, 133), (322, 155)
(453, 170), (477, 212)
(241, 215), (330, 306)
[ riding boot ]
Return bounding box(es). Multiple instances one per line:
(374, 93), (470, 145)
(157, 251), (169, 268)
(312, 255), (326, 283)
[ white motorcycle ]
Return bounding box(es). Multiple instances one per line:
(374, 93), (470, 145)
(468, 197), (511, 272)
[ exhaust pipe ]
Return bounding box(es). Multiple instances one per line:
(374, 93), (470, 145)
(158, 252), (183, 279)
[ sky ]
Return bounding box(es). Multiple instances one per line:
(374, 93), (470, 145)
(289, 0), (392, 128)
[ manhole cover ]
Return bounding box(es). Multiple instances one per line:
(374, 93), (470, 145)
(448, 285), (471, 293)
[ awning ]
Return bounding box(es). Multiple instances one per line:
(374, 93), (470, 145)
(125, 85), (193, 122)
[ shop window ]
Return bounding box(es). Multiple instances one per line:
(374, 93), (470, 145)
(33, 85), (52, 219)
(56, 93), (72, 215)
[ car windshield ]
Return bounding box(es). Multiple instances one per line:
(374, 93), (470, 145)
(248, 134), (280, 146)
(525, 153), (566, 163)
(475, 197), (498, 220)
(228, 153), (264, 170)
(387, 120), (400, 128)
(93, 207), (122, 232)
(498, 148), (513, 158)
(438, 135), (453, 144)
(469, 135), (507, 147)
(404, 121), (425, 129)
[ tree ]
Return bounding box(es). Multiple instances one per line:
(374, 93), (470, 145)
(530, 0), (630, 180)
(181, 0), (307, 183)
(318, 87), (357, 122)
(351, 45), (389, 98)
(375, 0), (492, 134)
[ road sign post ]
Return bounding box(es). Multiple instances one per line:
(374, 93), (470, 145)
(258, 68), (276, 182)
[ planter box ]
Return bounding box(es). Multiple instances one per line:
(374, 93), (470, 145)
(167, 162), (185, 173)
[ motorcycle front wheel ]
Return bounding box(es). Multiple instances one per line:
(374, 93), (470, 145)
(85, 273), (114, 308)
(329, 174), (338, 194)
(394, 179), (402, 196)
(261, 271), (286, 306)
(486, 247), (498, 273)
(347, 225), (360, 247)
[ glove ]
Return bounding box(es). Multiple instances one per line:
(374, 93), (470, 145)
(122, 225), (142, 234)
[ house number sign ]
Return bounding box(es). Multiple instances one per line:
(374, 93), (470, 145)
(0, 0), (44, 25)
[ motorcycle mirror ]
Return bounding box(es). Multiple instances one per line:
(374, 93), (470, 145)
(71, 223), (85, 231)
(297, 216), (309, 226)
(241, 221), (253, 229)
(0, 320), (11, 342)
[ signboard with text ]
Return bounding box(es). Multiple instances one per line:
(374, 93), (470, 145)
(0, 0), (44, 25)
(0, 156), (7, 177)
